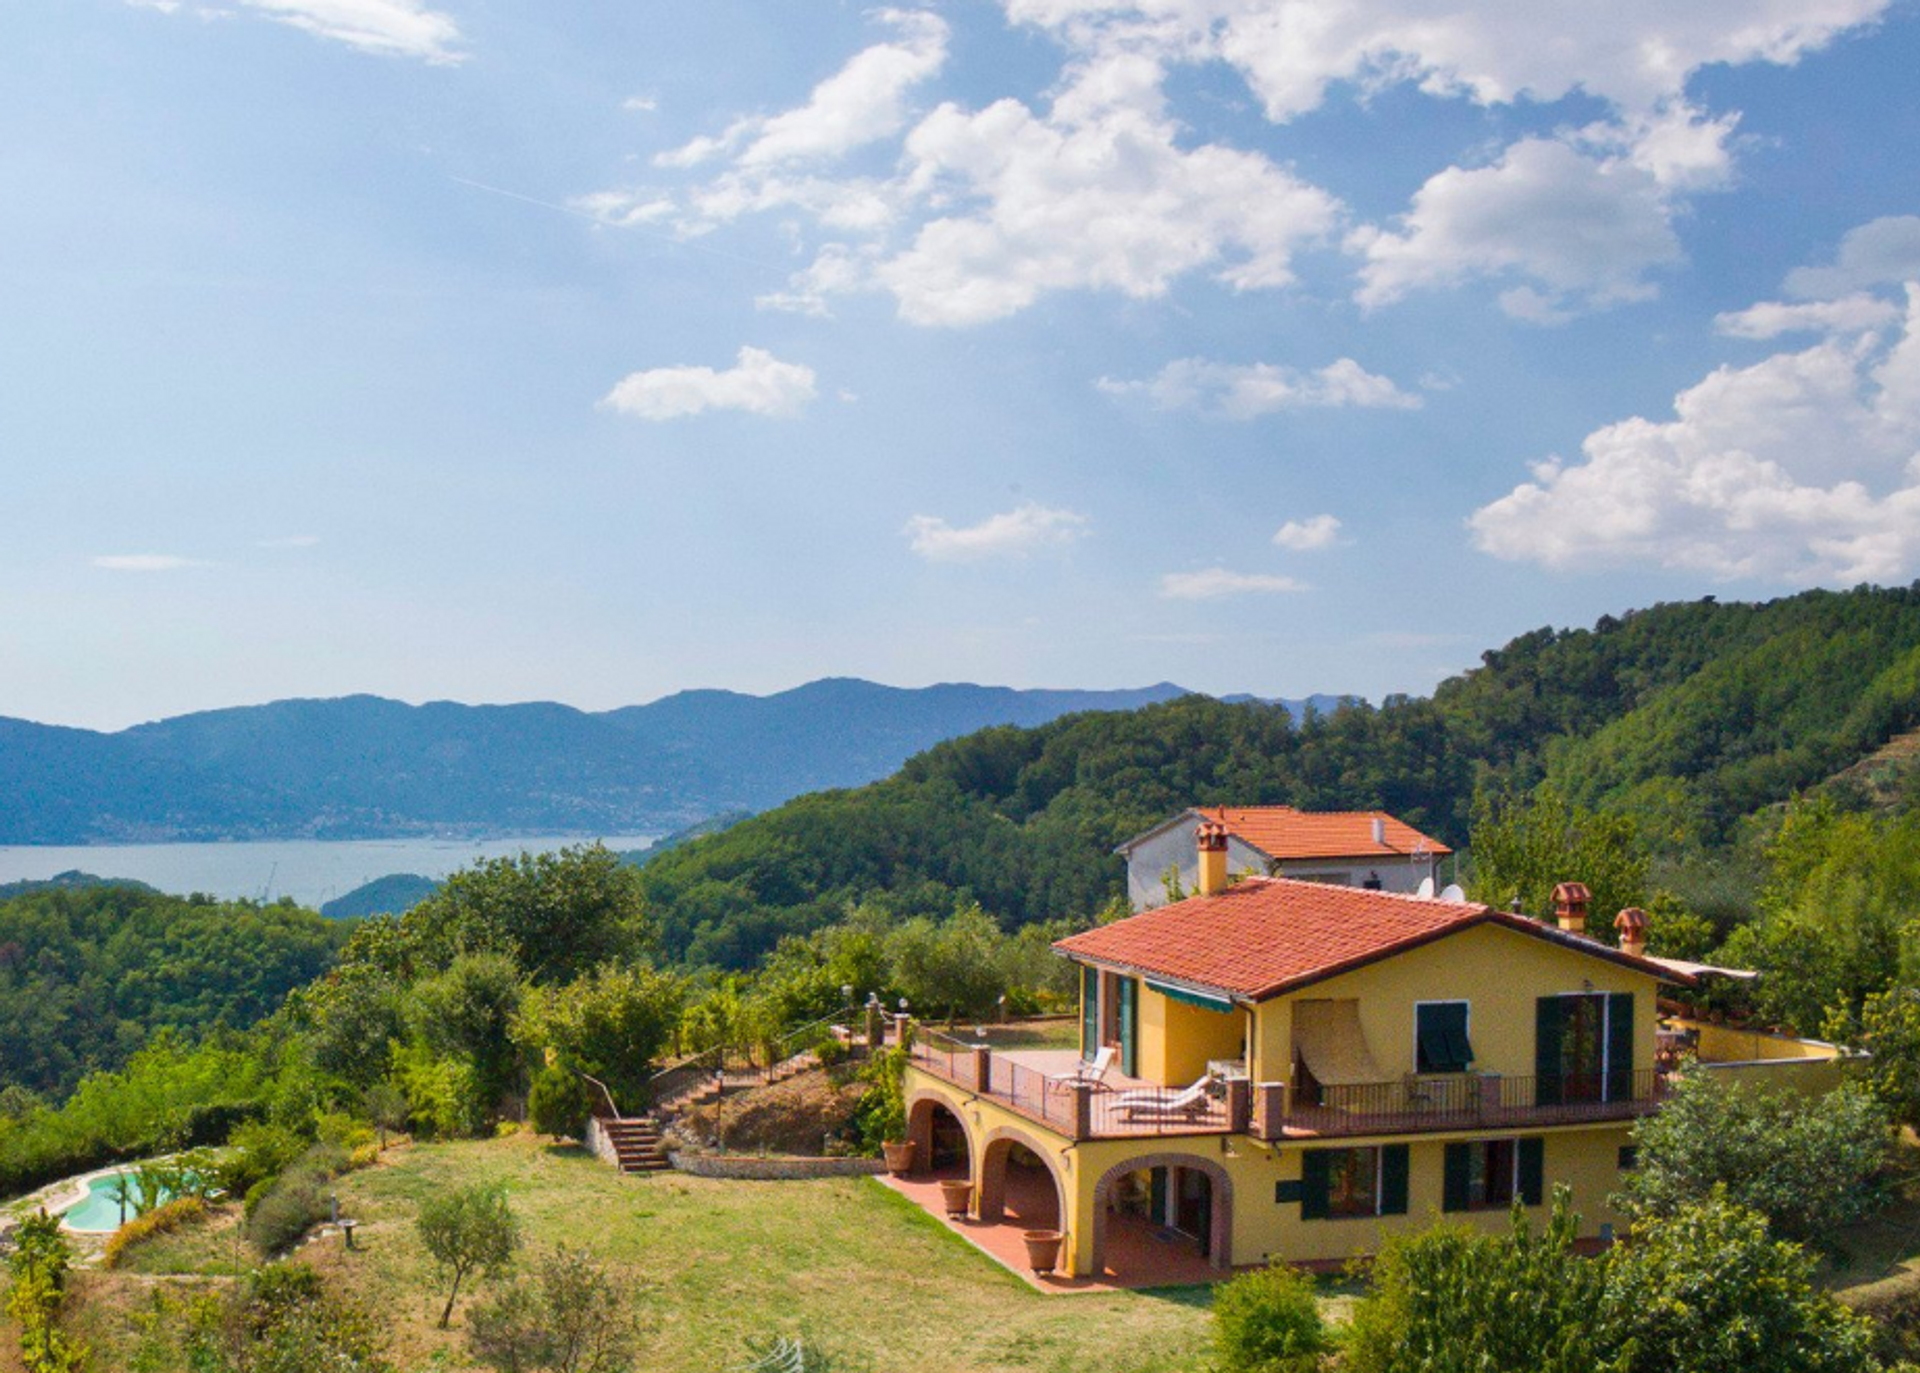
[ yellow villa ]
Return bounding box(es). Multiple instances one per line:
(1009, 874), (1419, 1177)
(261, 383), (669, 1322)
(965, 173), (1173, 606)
(899, 817), (1850, 1284)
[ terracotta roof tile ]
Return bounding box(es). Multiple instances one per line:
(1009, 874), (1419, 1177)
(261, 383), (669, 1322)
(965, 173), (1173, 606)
(1196, 806), (1452, 859)
(1054, 877), (1683, 1001)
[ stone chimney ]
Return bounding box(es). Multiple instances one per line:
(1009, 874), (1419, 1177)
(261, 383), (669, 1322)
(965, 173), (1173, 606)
(1552, 882), (1591, 934)
(1614, 907), (1649, 958)
(1196, 821), (1230, 897)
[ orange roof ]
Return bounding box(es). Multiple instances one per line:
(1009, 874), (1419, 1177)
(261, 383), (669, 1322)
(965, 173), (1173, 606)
(1054, 877), (1683, 1001)
(1196, 806), (1451, 860)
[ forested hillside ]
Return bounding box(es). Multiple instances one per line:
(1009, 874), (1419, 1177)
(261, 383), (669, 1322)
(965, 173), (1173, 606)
(0, 885), (349, 1098)
(639, 586), (1920, 967)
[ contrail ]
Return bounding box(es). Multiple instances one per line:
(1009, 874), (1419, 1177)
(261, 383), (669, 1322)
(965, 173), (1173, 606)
(447, 174), (788, 275)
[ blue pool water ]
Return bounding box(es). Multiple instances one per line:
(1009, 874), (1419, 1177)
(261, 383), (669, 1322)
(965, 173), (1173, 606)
(61, 1172), (175, 1233)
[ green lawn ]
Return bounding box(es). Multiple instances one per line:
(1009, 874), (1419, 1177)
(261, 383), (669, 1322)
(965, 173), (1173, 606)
(66, 1131), (1223, 1373)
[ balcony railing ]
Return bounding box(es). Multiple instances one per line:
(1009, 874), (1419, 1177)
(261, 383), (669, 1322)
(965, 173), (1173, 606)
(1260, 1069), (1666, 1139)
(906, 1029), (1667, 1142)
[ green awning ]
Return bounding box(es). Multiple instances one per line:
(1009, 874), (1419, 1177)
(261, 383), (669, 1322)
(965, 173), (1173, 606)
(1145, 979), (1234, 1013)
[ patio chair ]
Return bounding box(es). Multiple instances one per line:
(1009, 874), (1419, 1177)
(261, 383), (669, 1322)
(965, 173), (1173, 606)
(1113, 1073), (1218, 1121)
(1047, 1046), (1115, 1092)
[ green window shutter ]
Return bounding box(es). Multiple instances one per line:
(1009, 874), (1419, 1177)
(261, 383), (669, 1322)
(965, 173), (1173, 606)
(1442, 1143), (1471, 1213)
(1518, 1137), (1545, 1206)
(1081, 967), (1099, 1061)
(1119, 977), (1138, 1077)
(1418, 1003), (1474, 1073)
(1149, 1166), (1168, 1225)
(1380, 1144), (1410, 1215)
(1535, 997), (1565, 1107)
(1300, 1152), (1331, 1220)
(1607, 992), (1635, 1102)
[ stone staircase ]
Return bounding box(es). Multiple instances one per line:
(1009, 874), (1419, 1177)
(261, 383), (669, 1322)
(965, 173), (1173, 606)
(599, 1115), (671, 1173)
(660, 1048), (822, 1114)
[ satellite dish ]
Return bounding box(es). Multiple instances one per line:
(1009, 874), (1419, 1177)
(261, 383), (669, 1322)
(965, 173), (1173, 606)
(1415, 876), (1436, 899)
(1439, 883), (1467, 904)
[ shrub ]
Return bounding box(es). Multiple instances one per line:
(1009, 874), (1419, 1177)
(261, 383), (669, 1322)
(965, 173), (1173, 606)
(468, 1244), (639, 1372)
(103, 1195), (208, 1269)
(528, 1066), (592, 1140)
(5, 1212), (88, 1373)
(1211, 1263), (1330, 1373)
(183, 1262), (393, 1372)
(1621, 1069), (1891, 1246)
(1345, 1191), (1620, 1373)
(245, 1169), (329, 1255)
(813, 1035), (851, 1069)
(1606, 1191), (1879, 1373)
(852, 1048), (908, 1154)
(221, 1120), (306, 1198)
(394, 1041), (486, 1140)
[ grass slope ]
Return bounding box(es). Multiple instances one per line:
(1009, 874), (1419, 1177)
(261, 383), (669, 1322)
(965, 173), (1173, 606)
(64, 1132), (1220, 1373)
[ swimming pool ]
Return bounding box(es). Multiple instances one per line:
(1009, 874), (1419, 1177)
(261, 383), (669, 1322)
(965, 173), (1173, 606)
(60, 1171), (176, 1233)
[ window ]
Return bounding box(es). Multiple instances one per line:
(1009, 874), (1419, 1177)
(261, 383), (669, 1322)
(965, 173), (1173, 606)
(1301, 1145), (1409, 1219)
(1444, 1138), (1545, 1212)
(1326, 1148), (1378, 1217)
(1416, 1001), (1474, 1074)
(1466, 1140), (1516, 1209)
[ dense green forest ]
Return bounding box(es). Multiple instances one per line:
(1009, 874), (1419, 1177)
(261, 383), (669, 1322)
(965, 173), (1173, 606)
(637, 585), (1920, 967)
(0, 885), (349, 1100)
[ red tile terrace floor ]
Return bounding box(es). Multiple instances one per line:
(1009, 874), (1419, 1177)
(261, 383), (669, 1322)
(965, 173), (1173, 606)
(911, 1044), (1235, 1138)
(877, 1162), (1222, 1294)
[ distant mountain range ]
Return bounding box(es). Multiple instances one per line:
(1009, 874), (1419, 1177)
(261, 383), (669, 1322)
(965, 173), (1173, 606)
(0, 681), (1344, 844)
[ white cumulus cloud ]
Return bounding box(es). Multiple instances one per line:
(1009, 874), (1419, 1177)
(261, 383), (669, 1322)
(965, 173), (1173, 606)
(1470, 278), (1920, 583)
(1272, 514), (1344, 551)
(599, 347), (818, 421)
(1098, 357), (1418, 417)
(1159, 568), (1308, 598)
(904, 503), (1089, 561)
(1785, 216), (1920, 300)
(130, 0), (463, 62)
(1715, 294), (1902, 340)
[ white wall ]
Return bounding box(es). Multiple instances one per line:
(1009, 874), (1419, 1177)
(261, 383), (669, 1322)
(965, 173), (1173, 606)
(1124, 826), (1441, 909)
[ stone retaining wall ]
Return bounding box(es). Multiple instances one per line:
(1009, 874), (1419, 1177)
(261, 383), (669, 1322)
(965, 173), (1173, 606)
(667, 1152), (885, 1180)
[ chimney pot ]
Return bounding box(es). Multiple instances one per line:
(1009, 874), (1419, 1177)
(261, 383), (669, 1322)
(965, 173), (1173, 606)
(1552, 882), (1591, 934)
(1614, 906), (1649, 958)
(1370, 816), (1386, 846)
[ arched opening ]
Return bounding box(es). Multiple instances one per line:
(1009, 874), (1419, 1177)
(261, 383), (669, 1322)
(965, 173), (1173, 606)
(905, 1095), (972, 1179)
(1091, 1152), (1233, 1282)
(976, 1131), (1066, 1236)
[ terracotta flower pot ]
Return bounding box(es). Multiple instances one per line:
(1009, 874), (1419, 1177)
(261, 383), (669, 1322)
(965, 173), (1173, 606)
(1022, 1229), (1063, 1275)
(882, 1139), (917, 1176)
(938, 1178), (973, 1218)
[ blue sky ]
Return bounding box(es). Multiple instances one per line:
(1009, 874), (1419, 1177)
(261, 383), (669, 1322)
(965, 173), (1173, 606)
(5, 0), (1919, 729)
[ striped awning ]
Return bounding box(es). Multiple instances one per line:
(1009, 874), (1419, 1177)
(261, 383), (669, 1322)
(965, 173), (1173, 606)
(1146, 978), (1234, 1013)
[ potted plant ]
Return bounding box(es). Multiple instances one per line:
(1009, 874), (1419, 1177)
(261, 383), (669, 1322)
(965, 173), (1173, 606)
(938, 1177), (973, 1217)
(883, 1138), (917, 1175)
(1022, 1229), (1063, 1274)
(859, 1047), (915, 1174)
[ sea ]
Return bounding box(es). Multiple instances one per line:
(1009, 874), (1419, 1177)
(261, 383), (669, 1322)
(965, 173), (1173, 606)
(0, 833), (659, 908)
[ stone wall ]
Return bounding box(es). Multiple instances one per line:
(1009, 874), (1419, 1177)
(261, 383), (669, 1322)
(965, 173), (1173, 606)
(667, 1152), (885, 1180)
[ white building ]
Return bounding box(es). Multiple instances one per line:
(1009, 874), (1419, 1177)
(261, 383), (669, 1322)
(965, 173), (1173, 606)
(1115, 805), (1451, 911)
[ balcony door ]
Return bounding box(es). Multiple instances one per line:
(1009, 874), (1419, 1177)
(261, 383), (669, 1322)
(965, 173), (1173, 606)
(1536, 991), (1634, 1105)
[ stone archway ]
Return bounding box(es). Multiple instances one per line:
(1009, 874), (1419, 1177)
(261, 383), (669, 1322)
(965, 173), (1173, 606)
(975, 1125), (1069, 1235)
(905, 1092), (975, 1177)
(1090, 1151), (1234, 1274)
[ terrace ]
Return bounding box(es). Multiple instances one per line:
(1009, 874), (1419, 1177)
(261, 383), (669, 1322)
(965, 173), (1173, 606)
(908, 1028), (1669, 1142)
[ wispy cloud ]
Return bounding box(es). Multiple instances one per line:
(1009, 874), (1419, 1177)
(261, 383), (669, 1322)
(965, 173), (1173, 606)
(599, 346), (817, 421)
(1098, 358), (1419, 418)
(129, 0), (464, 63)
(1159, 569), (1307, 599)
(92, 554), (211, 572)
(904, 503), (1088, 562)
